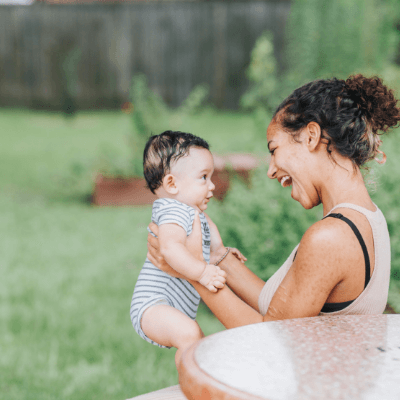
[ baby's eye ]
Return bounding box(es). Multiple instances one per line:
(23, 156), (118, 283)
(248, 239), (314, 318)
(202, 175), (207, 180)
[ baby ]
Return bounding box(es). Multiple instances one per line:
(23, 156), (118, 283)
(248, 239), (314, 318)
(130, 130), (245, 367)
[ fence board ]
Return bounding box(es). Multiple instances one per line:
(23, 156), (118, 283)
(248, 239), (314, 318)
(0, 1), (290, 110)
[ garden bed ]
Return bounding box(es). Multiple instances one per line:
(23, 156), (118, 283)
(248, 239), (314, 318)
(92, 153), (264, 206)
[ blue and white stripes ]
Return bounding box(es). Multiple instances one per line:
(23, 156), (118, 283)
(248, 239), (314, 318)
(130, 198), (211, 348)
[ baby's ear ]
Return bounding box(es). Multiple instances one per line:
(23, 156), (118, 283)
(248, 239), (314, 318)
(162, 174), (179, 194)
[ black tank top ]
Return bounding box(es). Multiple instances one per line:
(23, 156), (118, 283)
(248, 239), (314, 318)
(294, 213), (371, 313)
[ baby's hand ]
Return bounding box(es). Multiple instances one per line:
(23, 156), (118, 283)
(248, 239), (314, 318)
(199, 264), (226, 292)
(230, 248), (247, 263)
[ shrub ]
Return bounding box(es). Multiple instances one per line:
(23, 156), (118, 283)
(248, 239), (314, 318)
(129, 74), (170, 176)
(285, 0), (400, 88)
(242, 0), (400, 118)
(98, 75), (210, 178)
(240, 32), (279, 114)
(369, 130), (400, 282)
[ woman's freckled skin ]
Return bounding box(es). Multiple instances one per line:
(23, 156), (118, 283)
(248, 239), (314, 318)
(267, 121), (322, 210)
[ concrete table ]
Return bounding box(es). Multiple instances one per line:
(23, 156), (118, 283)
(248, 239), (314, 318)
(179, 315), (400, 400)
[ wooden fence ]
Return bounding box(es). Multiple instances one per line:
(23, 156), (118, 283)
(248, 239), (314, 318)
(0, 1), (290, 110)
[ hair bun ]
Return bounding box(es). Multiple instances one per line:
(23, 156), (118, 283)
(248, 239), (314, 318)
(345, 74), (400, 134)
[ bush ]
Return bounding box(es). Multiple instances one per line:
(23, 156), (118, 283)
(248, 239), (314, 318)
(369, 130), (400, 282)
(240, 32), (279, 114)
(105, 75), (211, 177)
(241, 0), (400, 118)
(285, 0), (400, 88)
(208, 167), (321, 281)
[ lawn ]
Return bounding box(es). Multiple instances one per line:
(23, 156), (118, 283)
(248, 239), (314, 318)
(1, 109), (399, 400)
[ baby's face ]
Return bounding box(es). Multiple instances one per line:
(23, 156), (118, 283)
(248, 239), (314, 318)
(171, 147), (215, 212)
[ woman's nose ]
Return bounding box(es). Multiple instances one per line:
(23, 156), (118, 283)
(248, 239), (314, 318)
(267, 158), (277, 179)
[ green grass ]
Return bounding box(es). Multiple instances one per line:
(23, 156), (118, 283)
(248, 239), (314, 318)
(0, 109), (263, 203)
(1, 109), (399, 400)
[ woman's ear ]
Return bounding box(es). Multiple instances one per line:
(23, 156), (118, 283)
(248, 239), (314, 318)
(162, 174), (179, 194)
(305, 122), (322, 152)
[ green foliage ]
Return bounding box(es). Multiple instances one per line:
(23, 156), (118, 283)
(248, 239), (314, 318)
(128, 74), (169, 176)
(178, 83), (210, 116)
(388, 281), (400, 312)
(110, 75), (211, 177)
(369, 130), (400, 283)
(240, 32), (279, 113)
(242, 0), (400, 117)
(208, 167), (321, 281)
(286, 0), (399, 84)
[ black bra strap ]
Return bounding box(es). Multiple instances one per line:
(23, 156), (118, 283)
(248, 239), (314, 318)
(323, 213), (371, 288)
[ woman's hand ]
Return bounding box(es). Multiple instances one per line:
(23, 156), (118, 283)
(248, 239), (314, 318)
(230, 247), (247, 263)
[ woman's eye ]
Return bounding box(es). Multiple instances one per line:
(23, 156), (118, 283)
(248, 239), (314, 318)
(270, 149), (276, 156)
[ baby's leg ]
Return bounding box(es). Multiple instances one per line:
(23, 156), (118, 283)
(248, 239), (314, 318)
(141, 304), (204, 369)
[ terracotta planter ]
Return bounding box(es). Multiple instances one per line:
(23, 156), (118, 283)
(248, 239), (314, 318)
(92, 175), (157, 206)
(92, 153), (265, 206)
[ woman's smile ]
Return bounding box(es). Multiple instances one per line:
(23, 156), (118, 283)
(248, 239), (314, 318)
(280, 175), (292, 188)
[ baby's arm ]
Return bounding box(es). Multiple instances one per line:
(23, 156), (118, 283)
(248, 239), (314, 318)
(158, 223), (225, 292)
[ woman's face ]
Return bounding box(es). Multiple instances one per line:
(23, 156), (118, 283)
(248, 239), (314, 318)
(266, 120), (321, 209)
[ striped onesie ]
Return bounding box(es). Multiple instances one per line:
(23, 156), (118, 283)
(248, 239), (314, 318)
(130, 198), (211, 348)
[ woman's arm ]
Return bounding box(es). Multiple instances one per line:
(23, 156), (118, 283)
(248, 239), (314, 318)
(148, 213), (350, 329)
(147, 226), (264, 328)
(215, 253), (265, 312)
(149, 215), (265, 312)
(203, 213), (265, 311)
(191, 219), (348, 327)
(190, 278), (264, 328)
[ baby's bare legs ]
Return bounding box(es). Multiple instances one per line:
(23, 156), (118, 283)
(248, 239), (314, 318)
(141, 304), (204, 369)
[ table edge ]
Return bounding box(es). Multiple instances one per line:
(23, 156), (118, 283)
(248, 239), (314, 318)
(179, 340), (268, 400)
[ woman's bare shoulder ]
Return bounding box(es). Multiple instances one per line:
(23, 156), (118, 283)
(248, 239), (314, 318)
(295, 216), (363, 278)
(264, 217), (362, 320)
(302, 216), (353, 244)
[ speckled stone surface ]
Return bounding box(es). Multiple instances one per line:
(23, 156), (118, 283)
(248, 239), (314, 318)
(195, 315), (400, 400)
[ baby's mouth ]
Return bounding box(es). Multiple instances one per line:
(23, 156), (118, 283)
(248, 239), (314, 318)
(280, 176), (292, 188)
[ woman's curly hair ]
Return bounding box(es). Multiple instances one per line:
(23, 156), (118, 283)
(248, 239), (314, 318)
(274, 74), (400, 166)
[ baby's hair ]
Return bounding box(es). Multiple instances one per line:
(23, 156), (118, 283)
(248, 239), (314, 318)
(143, 130), (210, 194)
(274, 74), (400, 166)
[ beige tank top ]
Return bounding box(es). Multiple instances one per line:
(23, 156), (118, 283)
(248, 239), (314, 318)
(258, 203), (391, 316)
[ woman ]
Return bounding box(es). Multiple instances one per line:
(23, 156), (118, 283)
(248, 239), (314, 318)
(133, 75), (400, 399)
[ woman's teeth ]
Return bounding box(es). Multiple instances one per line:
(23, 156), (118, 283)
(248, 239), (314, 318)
(281, 176), (292, 187)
